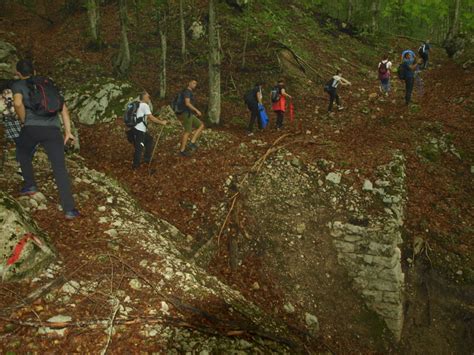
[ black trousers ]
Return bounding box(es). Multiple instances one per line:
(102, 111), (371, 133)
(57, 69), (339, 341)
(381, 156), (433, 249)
(17, 126), (75, 212)
(405, 77), (415, 104)
(275, 110), (284, 128)
(327, 89), (340, 112)
(247, 105), (262, 132)
(133, 129), (153, 168)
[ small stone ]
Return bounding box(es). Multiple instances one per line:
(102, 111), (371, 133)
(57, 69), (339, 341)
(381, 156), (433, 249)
(471, 166), (474, 174)
(305, 313), (320, 335)
(251, 282), (260, 290)
(31, 192), (46, 202)
(98, 206), (106, 212)
(62, 280), (80, 295)
(129, 279), (142, 290)
(48, 315), (72, 323)
(104, 229), (118, 238)
(284, 303), (295, 313)
(291, 158), (302, 168)
(362, 179), (373, 191)
(456, 270), (463, 276)
(186, 234), (193, 243)
(106, 196), (114, 204)
(325, 172), (341, 184)
(37, 204), (47, 210)
(29, 198), (39, 208)
(161, 301), (169, 314)
(317, 179), (324, 187)
(296, 223), (306, 234)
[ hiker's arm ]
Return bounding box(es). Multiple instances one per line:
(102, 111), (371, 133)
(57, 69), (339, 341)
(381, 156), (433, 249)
(281, 88), (292, 99)
(184, 97), (201, 117)
(61, 104), (76, 145)
(340, 77), (352, 86)
(149, 114), (167, 125)
(13, 93), (26, 123)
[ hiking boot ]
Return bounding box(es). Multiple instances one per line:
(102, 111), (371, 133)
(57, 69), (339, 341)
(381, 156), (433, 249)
(337, 106), (344, 111)
(179, 150), (191, 157)
(188, 142), (198, 151)
(65, 209), (80, 220)
(20, 186), (37, 196)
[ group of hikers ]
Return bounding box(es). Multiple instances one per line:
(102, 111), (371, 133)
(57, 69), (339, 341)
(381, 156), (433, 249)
(0, 43), (431, 220)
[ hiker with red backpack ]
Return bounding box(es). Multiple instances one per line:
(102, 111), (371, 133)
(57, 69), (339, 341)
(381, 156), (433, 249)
(271, 79), (292, 130)
(12, 59), (79, 219)
(378, 55), (392, 96)
(324, 70), (352, 114)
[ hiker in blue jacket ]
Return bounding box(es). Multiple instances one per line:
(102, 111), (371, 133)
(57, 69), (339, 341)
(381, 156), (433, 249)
(400, 53), (419, 105)
(401, 49), (416, 65)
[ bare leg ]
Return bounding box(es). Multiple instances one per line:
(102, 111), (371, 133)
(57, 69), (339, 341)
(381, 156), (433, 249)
(180, 132), (190, 152)
(191, 123), (205, 144)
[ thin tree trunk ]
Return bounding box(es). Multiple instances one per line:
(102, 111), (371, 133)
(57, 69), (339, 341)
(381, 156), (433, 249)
(159, 10), (167, 99)
(179, 0), (186, 60)
(370, 0), (380, 33)
(86, 0), (101, 49)
(447, 0), (461, 39)
(114, 0), (131, 76)
(347, 0), (354, 24)
(241, 26), (249, 69)
(208, 0), (221, 125)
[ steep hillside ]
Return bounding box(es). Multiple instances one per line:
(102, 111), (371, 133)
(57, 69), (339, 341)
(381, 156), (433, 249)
(0, 1), (473, 353)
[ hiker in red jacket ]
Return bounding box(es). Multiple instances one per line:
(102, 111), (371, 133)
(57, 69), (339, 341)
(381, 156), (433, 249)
(271, 79), (292, 130)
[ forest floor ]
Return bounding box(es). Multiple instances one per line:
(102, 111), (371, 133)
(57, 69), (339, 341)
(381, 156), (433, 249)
(0, 2), (473, 353)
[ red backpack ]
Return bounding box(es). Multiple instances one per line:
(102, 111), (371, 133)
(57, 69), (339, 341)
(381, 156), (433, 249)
(378, 62), (389, 79)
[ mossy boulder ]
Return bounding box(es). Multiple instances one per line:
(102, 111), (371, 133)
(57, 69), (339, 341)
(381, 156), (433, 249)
(65, 78), (137, 125)
(0, 191), (55, 281)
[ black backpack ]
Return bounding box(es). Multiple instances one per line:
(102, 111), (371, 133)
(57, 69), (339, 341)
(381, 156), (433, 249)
(26, 76), (64, 117)
(123, 101), (141, 127)
(243, 89), (256, 107)
(397, 63), (406, 80)
(171, 91), (185, 114)
(270, 86), (281, 103)
(323, 78), (334, 92)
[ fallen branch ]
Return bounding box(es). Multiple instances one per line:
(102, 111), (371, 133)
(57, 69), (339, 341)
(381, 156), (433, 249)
(100, 298), (120, 355)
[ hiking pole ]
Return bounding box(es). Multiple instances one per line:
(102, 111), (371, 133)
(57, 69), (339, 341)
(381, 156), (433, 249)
(148, 125), (165, 176)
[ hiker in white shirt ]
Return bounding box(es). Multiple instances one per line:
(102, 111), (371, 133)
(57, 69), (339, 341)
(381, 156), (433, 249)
(325, 70), (351, 113)
(132, 91), (167, 169)
(378, 54), (393, 96)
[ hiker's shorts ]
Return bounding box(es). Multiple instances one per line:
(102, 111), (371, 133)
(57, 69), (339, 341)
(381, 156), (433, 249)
(183, 112), (202, 133)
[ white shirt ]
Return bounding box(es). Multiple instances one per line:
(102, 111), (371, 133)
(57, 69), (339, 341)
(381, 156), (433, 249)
(378, 60), (393, 70)
(332, 75), (342, 88)
(134, 102), (152, 132)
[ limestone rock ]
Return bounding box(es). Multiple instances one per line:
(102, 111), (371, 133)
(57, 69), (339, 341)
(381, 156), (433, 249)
(305, 313), (320, 335)
(326, 172), (342, 184)
(363, 180), (373, 191)
(0, 191), (55, 281)
(0, 40), (18, 80)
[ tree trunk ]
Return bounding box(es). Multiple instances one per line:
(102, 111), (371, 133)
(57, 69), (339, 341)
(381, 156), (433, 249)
(370, 0), (380, 33)
(86, 0), (101, 49)
(159, 10), (167, 99)
(241, 26), (249, 69)
(114, 0), (131, 76)
(179, 0), (186, 60)
(347, 0), (354, 24)
(208, 0), (221, 125)
(447, 0), (461, 40)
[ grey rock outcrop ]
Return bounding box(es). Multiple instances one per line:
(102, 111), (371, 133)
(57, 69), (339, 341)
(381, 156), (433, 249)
(0, 40), (18, 80)
(0, 191), (55, 281)
(64, 78), (136, 125)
